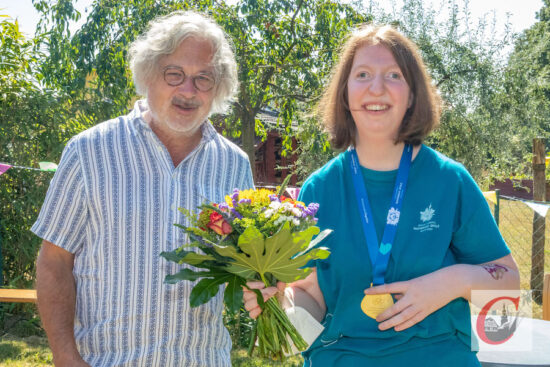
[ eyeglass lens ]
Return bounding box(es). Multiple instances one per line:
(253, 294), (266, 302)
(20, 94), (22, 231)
(163, 67), (215, 92)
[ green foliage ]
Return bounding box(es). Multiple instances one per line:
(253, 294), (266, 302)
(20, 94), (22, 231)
(501, 0), (550, 175)
(211, 0), (368, 170)
(0, 14), (90, 289)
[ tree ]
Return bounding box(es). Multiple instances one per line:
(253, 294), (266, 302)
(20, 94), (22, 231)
(502, 0), (550, 162)
(0, 13), (85, 288)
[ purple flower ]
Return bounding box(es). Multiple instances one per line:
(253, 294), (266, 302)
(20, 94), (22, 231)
(304, 203), (320, 217)
(269, 194), (279, 202)
(218, 203), (229, 210)
(238, 198), (251, 205)
(231, 207), (243, 219)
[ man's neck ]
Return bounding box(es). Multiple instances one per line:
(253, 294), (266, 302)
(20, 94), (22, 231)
(143, 111), (203, 168)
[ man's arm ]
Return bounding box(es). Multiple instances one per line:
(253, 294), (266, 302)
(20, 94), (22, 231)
(36, 240), (89, 367)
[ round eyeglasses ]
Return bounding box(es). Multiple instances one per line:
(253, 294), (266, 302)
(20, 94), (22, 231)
(163, 66), (216, 92)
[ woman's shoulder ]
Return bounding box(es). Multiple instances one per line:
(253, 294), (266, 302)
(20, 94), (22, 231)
(303, 152), (348, 186)
(299, 152), (349, 201)
(420, 146), (472, 178)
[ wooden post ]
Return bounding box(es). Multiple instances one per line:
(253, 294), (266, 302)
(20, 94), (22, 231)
(531, 138), (546, 304)
(494, 189), (500, 227)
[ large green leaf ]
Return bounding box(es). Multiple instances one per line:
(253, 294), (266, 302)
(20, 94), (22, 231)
(214, 222), (331, 283)
(188, 269), (246, 308)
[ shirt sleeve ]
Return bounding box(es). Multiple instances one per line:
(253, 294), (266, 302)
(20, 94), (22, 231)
(31, 137), (88, 254)
(450, 166), (510, 264)
(238, 155), (255, 190)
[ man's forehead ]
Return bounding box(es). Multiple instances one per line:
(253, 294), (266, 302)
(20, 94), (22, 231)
(159, 37), (215, 70)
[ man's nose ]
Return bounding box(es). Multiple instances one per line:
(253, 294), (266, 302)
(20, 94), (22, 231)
(177, 77), (197, 96)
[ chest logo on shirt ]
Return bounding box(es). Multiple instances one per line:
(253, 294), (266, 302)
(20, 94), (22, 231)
(413, 204), (440, 232)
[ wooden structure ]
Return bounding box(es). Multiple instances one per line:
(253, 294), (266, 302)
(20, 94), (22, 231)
(254, 131), (298, 186)
(532, 138), (546, 304)
(544, 273), (550, 321)
(0, 288), (37, 303)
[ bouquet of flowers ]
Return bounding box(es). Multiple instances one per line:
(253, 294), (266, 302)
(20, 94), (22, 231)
(161, 184), (331, 360)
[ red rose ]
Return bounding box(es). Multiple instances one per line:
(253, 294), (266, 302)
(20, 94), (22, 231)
(207, 211), (232, 235)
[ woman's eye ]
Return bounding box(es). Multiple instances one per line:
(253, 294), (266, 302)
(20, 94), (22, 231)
(388, 72), (401, 79)
(357, 71), (370, 79)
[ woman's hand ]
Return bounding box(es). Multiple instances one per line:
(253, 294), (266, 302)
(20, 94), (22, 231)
(363, 266), (465, 332)
(364, 256), (519, 332)
(243, 281), (285, 319)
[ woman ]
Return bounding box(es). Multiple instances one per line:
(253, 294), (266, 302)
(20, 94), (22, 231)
(244, 24), (519, 366)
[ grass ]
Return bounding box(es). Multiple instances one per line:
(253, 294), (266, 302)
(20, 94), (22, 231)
(0, 335), (52, 366)
(0, 335), (303, 367)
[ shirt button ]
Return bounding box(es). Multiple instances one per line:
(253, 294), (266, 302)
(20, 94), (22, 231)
(157, 146), (163, 152)
(171, 204), (176, 210)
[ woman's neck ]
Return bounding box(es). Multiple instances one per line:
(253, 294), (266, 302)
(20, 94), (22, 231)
(354, 137), (419, 171)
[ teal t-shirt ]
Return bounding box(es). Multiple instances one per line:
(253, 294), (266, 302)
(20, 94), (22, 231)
(297, 145), (510, 367)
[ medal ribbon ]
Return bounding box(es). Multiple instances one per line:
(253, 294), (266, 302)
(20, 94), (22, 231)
(349, 144), (412, 286)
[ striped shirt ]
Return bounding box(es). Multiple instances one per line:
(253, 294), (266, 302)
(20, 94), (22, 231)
(31, 100), (254, 366)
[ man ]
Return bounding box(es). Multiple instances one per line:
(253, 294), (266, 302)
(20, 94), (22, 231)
(32, 11), (253, 367)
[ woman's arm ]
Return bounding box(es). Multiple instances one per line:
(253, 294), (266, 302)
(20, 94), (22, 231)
(364, 254), (520, 332)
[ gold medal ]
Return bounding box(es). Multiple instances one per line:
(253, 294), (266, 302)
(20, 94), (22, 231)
(361, 287), (394, 319)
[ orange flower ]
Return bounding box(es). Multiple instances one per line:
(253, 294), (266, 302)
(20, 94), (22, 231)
(207, 211), (233, 235)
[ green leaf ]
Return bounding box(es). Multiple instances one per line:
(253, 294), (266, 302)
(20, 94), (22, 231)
(214, 222), (331, 283)
(181, 252), (216, 266)
(190, 277), (225, 307)
(164, 268), (208, 284)
(160, 249), (185, 263)
(224, 274), (246, 313)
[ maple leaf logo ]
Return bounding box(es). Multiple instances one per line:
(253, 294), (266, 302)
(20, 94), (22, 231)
(420, 204), (435, 222)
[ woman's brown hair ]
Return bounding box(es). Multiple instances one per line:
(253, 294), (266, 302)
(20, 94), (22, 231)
(318, 24), (441, 150)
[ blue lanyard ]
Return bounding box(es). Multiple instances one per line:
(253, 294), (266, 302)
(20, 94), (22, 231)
(349, 145), (412, 285)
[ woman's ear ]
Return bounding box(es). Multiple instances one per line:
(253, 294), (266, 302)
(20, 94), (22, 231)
(408, 93), (414, 108)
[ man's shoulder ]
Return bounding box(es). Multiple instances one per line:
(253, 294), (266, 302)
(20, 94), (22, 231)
(69, 114), (135, 147)
(206, 125), (249, 162)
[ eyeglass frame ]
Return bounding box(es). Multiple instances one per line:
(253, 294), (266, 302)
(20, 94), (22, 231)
(162, 66), (217, 92)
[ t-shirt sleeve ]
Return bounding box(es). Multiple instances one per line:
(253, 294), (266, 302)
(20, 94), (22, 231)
(31, 138), (88, 254)
(450, 166), (510, 264)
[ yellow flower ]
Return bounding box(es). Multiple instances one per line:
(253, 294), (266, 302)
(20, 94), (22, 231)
(225, 188), (275, 207)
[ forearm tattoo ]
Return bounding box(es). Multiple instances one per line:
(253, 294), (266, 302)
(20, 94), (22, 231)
(482, 264), (509, 280)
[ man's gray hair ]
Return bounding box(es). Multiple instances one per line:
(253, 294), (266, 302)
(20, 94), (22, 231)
(129, 11), (238, 114)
